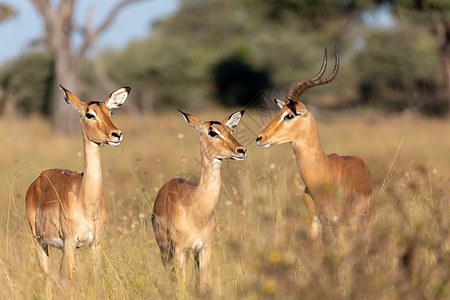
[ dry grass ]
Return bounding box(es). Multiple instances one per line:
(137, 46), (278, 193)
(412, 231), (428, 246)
(0, 109), (449, 299)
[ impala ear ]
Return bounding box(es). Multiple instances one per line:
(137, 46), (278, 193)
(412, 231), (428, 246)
(287, 100), (308, 117)
(274, 98), (286, 109)
(59, 84), (82, 111)
(105, 87), (130, 109)
(223, 110), (244, 130)
(178, 109), (202, 130)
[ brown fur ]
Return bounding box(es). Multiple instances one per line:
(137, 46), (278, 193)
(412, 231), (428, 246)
(152, 111), (246, 291)
(25, 86), (129, 292)
(257, 101), (373, 239)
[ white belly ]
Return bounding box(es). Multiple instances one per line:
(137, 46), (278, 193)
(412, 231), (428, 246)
(192, 239), (204, 252)
(42, 238), (64, 249)
(75, 232), (94, 248)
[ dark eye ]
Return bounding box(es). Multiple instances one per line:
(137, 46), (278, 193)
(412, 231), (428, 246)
(284, 114), (294, 121)
(209, 131), (219, 137)
(85, 113), (95, 120)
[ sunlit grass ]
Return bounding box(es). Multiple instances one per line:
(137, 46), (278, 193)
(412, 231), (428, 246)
(0, 110), (449, 298)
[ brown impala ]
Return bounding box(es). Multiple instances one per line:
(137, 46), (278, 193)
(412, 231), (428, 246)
(256, 48), (373, 240)
(25, 85), (129, 290)
(152, 110), (247, 291)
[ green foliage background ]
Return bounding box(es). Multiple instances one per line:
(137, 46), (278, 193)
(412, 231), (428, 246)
(0, 0), (447, 116)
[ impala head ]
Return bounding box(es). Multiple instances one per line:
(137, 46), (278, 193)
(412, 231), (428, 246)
(59, 85), (130, 146)
(178, 109), (247, 161)
(256, 48), (339, 147)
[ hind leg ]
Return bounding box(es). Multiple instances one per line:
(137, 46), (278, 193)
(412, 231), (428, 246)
(152, 215), (170, 266)
(152, 215), (177, 284)
(33, 239), (51, 296)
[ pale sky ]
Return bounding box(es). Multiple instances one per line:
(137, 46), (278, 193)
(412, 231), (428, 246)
(0, 0), (179, 64)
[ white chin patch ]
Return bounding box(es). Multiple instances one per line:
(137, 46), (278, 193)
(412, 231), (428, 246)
(107, 140), (121, 147)
(258, 143), (271, 148)
(232, 157), (244, 161)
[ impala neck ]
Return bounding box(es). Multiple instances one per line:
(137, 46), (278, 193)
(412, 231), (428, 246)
(291, 116), (329, 191)
(81, 131), (103, 220)
(192, 138), (222, 221)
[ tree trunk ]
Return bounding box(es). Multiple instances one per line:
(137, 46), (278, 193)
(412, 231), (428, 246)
(443, 47), (450, 118)
(53, 55), (79, 134)
(30, 0), (147, 133)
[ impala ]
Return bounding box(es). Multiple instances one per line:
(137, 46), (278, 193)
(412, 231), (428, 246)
(25, 85), (129, 290)
(152, 110), (247, 291)
(256, 49), (373, 240)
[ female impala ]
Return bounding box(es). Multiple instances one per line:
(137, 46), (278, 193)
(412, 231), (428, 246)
(25, 85), (129, 288)
(256, 49), (373, 239)
(152, 110), (247, 291)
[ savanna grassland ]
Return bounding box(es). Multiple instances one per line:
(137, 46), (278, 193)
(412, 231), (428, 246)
(0, 108), (449, 299)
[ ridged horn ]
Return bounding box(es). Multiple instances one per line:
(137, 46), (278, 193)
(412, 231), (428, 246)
(286, 47), (339, 102)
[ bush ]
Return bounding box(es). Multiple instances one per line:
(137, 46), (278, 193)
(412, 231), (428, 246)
(0, 51), (54, 115)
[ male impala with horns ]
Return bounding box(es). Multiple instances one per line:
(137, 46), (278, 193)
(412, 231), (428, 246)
(256, 48), (373, 240)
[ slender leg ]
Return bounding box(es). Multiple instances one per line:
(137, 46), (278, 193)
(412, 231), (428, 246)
(302, 191), (317, 217)
(303, 192), (322, 243)
(90, 242), (103, 296)
(173, 245), (187, 291)
(34, 239), (51, 297)
(194, 252), (200, 290)
(59, 240), (75, 296)
(311, 216), (322, 244)
(198, 247), (211, 293)
(160, 242), (173, 268)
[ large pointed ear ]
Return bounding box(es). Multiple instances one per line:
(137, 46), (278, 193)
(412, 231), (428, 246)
(178, 109), (202, 130)
(223, 110), (244, 130)
(104, 87), (130, 109)
(59, 85), (82, 111)
(274, 98), (286, 109)
(287, 100), (308, 117)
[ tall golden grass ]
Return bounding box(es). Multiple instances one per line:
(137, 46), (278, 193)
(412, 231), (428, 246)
(0, 109), (449, 299)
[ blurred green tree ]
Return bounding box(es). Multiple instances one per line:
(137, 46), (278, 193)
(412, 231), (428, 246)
(3, 0), (446, 116)
(29, 0), (147, 133)
(354, 25), (443, 113)
(381, 0), (450, 115)
(106, 0), (375, 110)
(213, 53), (272, 107)
(0, 52), (54, 115)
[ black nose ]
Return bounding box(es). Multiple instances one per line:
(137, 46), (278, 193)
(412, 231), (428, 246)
(237, 148), (246, 155)
(256, 136), (262, 142)
(111, 131), (122, 139)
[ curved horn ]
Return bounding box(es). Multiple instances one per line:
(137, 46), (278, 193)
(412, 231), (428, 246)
(286, 47), (339, 102)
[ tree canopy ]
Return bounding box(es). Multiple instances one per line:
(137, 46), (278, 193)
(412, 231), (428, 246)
(0, 0), (448, 117)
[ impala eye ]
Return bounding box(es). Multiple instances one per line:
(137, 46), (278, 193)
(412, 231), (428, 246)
(209, 131), (219, 138)
(85, 113), (95, 120)
(284, 113), (294, 121)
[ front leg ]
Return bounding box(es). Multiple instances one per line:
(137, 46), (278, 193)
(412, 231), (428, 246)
(303, 192), (321, 242)
(59, 239), (76, 294)
(311, 216), (322, 242)
(90, 242), (103, 296)
(302, 189), (317, 218)
(197, 246), (211, 293)
(173, 245), (187, 291)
